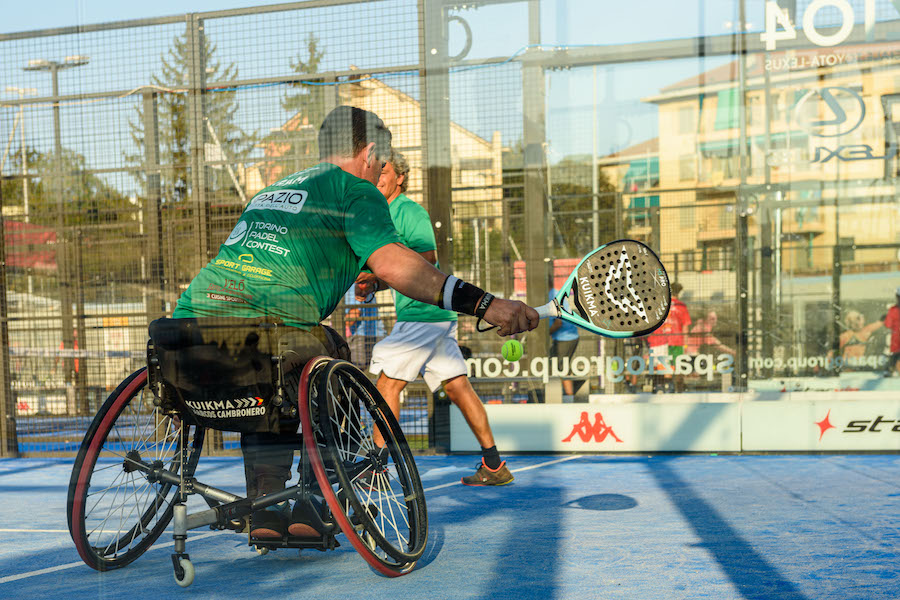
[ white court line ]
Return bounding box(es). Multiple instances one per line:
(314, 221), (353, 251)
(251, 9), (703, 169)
(2, 455), (584, 585)
(422, 454), (583, 493)
(0, 530), (226, 585)
(0, 529), (69, 533)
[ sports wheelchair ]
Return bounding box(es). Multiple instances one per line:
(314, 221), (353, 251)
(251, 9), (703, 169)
(66, 319), (428, 587)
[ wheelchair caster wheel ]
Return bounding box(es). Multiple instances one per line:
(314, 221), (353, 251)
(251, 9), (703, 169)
(173, 557), (194, 587)
(255, 546), (269, 555)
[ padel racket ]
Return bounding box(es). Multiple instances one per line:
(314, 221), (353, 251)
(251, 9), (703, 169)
(536, 239), (671, 338)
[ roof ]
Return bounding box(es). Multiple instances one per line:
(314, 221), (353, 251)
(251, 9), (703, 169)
(3, 220), (57, 270)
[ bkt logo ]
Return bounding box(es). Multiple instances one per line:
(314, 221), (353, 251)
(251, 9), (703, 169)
(795, 86), (899, 163)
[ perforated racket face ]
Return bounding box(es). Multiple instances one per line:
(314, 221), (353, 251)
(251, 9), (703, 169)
(564, 240), (671, 337)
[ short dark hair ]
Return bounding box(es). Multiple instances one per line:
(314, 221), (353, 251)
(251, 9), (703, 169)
(318, 105), (391, 160)
(671, 282), (683, 296)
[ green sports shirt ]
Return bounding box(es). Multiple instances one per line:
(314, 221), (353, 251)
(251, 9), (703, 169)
(388, 194), (457, 323)
(173, 163), (401, 328)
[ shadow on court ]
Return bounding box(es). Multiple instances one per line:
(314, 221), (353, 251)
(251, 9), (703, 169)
(424, 482), (568, 600)
(647, 458), (809, 600)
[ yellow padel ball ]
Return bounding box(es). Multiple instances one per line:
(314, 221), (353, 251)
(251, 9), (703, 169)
(501, 339), (523, 362)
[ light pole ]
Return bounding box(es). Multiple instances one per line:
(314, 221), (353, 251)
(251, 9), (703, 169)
(4, 87), (37, 223)
(23, 56), (89, 415)
(24, 56), (89, 158)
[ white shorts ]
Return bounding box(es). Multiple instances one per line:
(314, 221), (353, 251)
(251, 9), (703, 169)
(369, 321), (467, 392)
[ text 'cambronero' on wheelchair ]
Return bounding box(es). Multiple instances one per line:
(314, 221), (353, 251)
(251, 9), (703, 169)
(66, 319), (428, 587)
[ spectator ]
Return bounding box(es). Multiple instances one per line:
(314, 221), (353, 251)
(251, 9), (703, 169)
(687, 311), (734, 357)
(343, 288), (385, 370)
(835, 309), (883, 369)
(883, 288), (900, 376)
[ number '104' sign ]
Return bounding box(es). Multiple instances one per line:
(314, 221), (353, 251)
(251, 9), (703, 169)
(761, 0), (885, 51)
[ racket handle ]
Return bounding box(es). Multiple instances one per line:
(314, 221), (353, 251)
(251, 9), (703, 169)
(535, 301), (560, 320)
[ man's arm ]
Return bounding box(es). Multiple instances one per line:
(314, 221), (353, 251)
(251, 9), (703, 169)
(355, 249), (438, 300)
(365, 243), (538, 336)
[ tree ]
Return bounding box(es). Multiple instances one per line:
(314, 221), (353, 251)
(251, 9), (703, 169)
(549, 155), (618, 257)
(499, 144), (620, 260)
(128, 26), (253, 205)
(1, 144), (140, 300)
(261, 34), (327, 182)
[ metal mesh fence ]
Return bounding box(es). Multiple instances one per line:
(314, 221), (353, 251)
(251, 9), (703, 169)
(2, 0), (900, 455)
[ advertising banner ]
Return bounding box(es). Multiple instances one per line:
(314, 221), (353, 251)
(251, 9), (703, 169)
(450, 402), (741, 452)
(743, 393), (900, 451)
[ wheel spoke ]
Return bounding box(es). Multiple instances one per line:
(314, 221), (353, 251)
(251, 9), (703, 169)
(70, 370), (204, 570)
(306, 361), (426, 571)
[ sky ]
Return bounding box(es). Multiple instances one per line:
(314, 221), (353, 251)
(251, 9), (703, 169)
(2, 0), (286, 32)
(2, 0), (898, 178)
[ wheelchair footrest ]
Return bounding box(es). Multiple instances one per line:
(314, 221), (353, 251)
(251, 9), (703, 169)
(249, 534), (340, 552)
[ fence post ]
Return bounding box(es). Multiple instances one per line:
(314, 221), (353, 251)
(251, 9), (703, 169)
(522, 0), (550, 360)
(0, 183), (20, 457)
(428, 389), (451, 453)
(143, 91), (166, 321)
(187, 15), (212, 271)
(421, 0), (454, 276)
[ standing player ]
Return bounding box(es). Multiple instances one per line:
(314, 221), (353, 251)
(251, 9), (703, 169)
(171, 107), (537, 540)
(356, 150), (514, 486)
(883, 287), (900, 376)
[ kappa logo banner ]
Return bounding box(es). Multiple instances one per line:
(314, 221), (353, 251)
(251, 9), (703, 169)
(562, 411), (623, 444)
(450, 403), (741, 452)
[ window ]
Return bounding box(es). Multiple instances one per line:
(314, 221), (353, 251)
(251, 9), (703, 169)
(679, 155), (696, 181)
(678, 106), (695, 134)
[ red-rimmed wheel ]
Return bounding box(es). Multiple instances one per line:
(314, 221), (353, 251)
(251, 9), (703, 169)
(67, 368), (205, 571)
(299, 358), (428, 576)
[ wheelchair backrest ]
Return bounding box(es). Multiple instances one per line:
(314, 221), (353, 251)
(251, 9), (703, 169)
(148, 317), (287, 433)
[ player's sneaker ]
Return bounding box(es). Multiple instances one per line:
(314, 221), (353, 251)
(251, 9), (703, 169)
(461, 459), (514, 486)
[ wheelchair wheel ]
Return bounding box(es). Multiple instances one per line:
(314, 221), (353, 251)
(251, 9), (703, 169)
(67, 368), (205, 571)
(299, 358), (428, 577)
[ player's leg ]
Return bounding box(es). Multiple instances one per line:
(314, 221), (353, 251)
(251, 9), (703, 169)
(442, 374), (495, 448)
(374, 373), (409, 446)
(245, 325), (347, 540)
(369, 321), (438, 445)
(442, 375), (514, 486)
(242, 430), (298, 539)
(420, 322), (514, 486)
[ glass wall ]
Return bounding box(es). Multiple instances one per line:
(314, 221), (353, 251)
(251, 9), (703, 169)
(1, 0), (899, 454)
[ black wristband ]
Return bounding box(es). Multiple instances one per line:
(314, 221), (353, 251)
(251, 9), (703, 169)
(449, 279), (486, 316)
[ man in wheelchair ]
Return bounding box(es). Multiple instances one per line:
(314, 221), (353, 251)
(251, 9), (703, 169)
(160, 105), (539, 541)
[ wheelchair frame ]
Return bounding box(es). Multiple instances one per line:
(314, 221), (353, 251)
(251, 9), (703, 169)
(66, 348), (428, 587)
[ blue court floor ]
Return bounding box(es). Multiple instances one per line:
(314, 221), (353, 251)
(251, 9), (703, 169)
(1, 453), (899, 600)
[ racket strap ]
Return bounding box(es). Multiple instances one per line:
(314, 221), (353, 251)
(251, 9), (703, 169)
(474, 292), (496, 332)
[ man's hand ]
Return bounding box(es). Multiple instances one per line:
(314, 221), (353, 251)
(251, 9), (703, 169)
(355, 272), (380, 301)
(483, 298), (539, 337)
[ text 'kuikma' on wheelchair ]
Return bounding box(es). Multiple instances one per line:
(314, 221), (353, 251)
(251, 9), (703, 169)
(65, 319), (428, 587)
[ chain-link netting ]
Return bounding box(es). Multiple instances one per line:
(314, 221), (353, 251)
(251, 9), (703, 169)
(2, 0), (900, 455)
